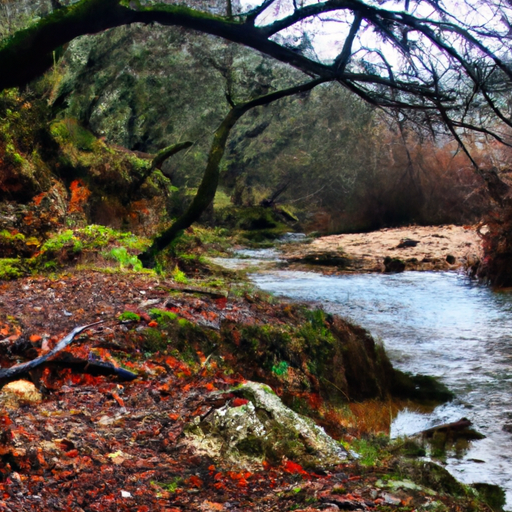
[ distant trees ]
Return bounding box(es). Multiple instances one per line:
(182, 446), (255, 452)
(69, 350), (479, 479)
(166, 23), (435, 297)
(3, 0), (512, 277)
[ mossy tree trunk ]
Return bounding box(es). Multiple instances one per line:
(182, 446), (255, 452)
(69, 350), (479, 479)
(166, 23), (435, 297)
(128, 141), (194, 195)
(139, 78), (326, 266)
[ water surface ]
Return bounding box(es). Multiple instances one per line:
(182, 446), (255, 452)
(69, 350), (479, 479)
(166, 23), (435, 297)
(248, 267), (512, 508)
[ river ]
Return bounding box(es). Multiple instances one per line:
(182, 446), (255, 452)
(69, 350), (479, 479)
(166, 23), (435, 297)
(215, 250), (512, 509)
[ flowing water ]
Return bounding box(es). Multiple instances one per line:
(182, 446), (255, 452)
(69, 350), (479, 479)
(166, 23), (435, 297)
(217, 248), (512, 508)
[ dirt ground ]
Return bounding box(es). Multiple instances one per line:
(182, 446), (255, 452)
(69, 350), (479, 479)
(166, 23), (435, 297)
(0, 269), (496, 511)
(284, 225), (482, 272)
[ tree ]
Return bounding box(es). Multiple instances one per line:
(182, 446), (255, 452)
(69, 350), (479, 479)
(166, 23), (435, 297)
(3, 0), (512, 273)
(138, 76), (326, 265)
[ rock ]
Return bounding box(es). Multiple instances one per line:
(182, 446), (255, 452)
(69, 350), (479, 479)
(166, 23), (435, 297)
(502, 423), (512, 433)
(383, 256), (405, 273)
(0, 380), (42, 409)
(287, 251), (352, 268)
(397, 238), (419, 248)
(381, 492), (402, 505)
(184, 381), (349, 468)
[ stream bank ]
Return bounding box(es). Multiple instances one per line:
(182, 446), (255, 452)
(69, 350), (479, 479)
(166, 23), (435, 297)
(0, 224), (502, 511)
(219, 226), (512, 510)
(282, 225), (482, 274)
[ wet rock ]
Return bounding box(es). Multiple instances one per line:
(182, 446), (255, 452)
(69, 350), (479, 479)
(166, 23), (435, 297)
(502, 423), (512, 433)
(383, 256), (405, 273)
(184, 381), (348, 468)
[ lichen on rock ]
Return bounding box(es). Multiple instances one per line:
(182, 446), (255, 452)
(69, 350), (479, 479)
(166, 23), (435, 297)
(184, 381), (349, 468)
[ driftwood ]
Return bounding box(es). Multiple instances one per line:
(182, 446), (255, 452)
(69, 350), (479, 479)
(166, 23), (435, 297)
(417, 418), (485, 440)
(396, 238), (420, 249)
(0, 321), (136, 389)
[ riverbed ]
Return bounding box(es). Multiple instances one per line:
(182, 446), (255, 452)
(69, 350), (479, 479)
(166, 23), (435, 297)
(216, 248), (512, 509)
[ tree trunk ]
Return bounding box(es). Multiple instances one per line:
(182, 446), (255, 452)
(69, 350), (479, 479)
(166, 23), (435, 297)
(139, 78), (326, 266)
(139, 108), (243, 266)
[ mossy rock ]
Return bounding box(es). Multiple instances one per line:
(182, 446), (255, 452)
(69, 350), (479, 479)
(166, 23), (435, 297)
(399, 460), (467, 497)
(391, 371), (454, 405)
(184, 381), (349, 468)
(384, 256), (406, 273)
(471, 483), (506, 511)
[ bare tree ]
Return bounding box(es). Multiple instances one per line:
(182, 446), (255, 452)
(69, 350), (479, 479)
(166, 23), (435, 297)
(2, 0), (512, 137)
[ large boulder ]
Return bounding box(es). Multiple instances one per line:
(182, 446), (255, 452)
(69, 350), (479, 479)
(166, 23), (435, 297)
(184, 381), (349, 469)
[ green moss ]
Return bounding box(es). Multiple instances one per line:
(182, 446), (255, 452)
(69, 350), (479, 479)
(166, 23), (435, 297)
(118, 311), (141, 322)
(171, 265), (188, 284)
(50, 118), (96, 151)
(40, 230), (77, 253)
(351, 438), (385, 467)
(107, 246), (143, 271)
(272, 361), (289, 377)
(149, 308), (178, 324)
(0, 258), (25, 280)
(152, 476), (182, 494)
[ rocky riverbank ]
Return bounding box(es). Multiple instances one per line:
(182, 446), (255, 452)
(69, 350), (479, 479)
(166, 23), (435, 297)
(282, 225), (482, 274)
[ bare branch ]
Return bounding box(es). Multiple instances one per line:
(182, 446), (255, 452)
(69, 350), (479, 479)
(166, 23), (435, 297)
(334, 12), (363, 72)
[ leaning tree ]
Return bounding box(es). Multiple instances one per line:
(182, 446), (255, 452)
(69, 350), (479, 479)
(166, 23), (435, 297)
(2, 0), (512, 278)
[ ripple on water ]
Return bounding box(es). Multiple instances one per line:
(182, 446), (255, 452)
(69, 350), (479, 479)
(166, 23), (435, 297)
(248, 269), (512, 509)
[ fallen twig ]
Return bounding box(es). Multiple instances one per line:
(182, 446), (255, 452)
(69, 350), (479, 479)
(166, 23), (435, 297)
(0, 320), (105, 387)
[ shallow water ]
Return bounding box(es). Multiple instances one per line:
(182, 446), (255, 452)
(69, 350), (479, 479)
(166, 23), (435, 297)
(232, 255), (512, 508)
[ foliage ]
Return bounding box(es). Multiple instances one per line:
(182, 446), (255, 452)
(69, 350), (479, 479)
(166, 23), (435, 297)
(106, 246), (143, 271)
(171, 265), (188, 284)
(118, 311), (141, 322)
(0, 258), (26, 280)
(351, 437), (389, 467)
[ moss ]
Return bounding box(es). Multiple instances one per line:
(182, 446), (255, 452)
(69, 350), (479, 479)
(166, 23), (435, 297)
(149, 309), (178, 324)
(171, 265), (188, 284)
(271, 361), (289, 377)
(141, 327), (167, 353)
(50, 118), (96, 151)
(471, 483), (506, 511)
(391, 371), (454, 404)
(118, 311), (141, 322)
(0, 258), (26, 280)
(106, 247), (143, 271)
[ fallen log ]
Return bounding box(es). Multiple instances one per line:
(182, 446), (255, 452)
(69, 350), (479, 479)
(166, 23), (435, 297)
(417, 418), (485, 440)
(0, 321), (105, 388)
(45, 354), (138, 381)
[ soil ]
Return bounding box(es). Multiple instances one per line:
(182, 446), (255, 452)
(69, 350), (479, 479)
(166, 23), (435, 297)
(283, 225), (482, 273)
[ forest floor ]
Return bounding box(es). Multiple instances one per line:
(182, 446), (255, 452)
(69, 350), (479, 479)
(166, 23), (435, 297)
(282, 225), (482, 273)
(0, 227), (500, 512)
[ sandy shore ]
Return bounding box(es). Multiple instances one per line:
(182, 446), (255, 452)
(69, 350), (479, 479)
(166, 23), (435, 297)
(283, 225), (483, 273)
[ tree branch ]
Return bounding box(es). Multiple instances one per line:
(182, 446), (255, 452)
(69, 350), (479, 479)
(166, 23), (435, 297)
(334, 12), (363, 72)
